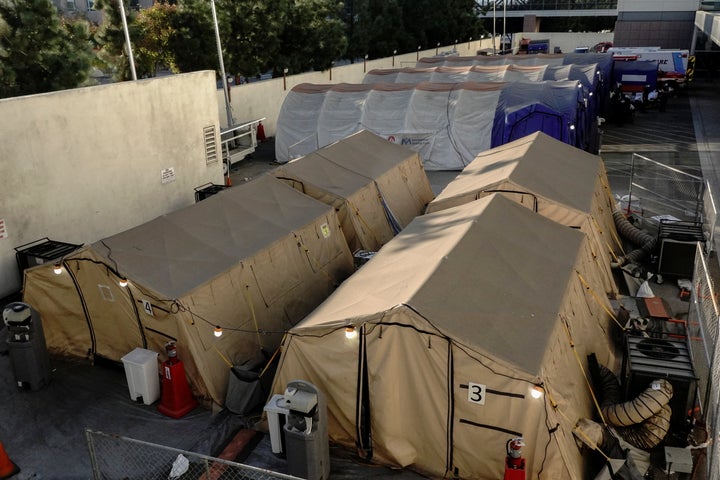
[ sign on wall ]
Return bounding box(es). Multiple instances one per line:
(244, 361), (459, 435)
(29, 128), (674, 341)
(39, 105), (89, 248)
(161, 167), (176, 184)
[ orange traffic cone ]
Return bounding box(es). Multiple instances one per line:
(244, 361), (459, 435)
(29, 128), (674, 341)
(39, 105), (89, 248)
(158, 342), (197, 419)
(257, 122), (266, 142)
(0, 441), (19, 479)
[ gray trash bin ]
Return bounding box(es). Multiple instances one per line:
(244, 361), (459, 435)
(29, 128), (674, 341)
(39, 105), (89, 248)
(282, 380), (330, 480)
(3, 302), (51, 390)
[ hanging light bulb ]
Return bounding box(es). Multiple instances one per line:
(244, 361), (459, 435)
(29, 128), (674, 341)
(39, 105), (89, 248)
(53, 263), (63, 275)
(531, 385), (544, 399)
(214, 326), (223, 337)
(345, 326), (357, 339)
(118, 277), (128, 287)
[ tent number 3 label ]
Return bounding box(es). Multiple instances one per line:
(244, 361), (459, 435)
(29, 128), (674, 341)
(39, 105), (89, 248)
(468, 382), (486, 405)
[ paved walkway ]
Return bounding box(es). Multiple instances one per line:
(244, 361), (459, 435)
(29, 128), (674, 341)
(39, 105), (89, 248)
(690, 79), (720, 254)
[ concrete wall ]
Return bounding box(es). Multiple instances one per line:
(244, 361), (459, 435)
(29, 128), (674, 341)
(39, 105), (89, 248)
(221, 40), (496, 134)
(696, 10), (720, 47)
(619, 0), (700, 13)
(0, 71), (224, 298)
(510, 32), (615, 54)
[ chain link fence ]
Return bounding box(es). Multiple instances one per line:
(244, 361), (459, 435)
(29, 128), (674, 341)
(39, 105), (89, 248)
(86, 430), (301, 480)
(704, 181), (719, 258)
(620, 153), (704, 228)
(687, 245), (719, 479)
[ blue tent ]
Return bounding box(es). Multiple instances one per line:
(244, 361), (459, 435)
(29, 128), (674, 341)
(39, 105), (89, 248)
(613, 59), (658, 93)
(497, 103), (569, 146)
(276, 81), (586, 171)
(498, 80), (586, 150)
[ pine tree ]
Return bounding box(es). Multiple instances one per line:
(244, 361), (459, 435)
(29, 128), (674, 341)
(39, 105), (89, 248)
(0, 0), (93, 98)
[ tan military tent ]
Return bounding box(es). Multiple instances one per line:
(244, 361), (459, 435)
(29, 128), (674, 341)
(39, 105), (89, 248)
(22, 175), (354, 406)
(426, 131), (620, 295)
(274, 130), (435, 253)
(272, 194), (618, 480)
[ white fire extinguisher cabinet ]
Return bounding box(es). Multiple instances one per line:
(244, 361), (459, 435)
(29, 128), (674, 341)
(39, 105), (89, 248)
(2, 302), (51, 390)
(282, 380), (330, 480)
(121, 348), (160, 405)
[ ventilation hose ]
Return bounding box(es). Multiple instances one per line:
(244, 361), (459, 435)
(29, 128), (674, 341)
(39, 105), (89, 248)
(602, 378), (673, 427)
(596, 363), (622, 409)
(615, 404), (673, 450)
(612, 210), (657, 267)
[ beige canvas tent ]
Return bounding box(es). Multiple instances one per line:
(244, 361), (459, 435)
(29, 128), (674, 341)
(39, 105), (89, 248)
(272, 194), (619, 480)
(22, 175), (354, 406)
(426, 131), (620, 295)
(273, 130), (435, 253)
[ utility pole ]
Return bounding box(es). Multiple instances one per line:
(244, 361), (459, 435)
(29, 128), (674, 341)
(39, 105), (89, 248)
(492, 1), (496, 55)
(118, 0), (136, 80)
(210, 0), (233, 127)
(503, 0), (507, 54)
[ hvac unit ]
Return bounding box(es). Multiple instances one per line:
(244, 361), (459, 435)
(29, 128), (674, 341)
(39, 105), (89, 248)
(622, 333), (698, 430)
(656, 220), (704, 278)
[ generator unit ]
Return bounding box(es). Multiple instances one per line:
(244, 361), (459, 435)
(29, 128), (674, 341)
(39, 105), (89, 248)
(622, 332), (697, 430)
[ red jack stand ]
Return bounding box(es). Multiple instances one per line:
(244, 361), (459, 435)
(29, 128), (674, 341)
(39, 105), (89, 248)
(158, 342), (197, 419)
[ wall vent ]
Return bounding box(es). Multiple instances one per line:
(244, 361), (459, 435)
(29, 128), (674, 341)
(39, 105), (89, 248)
(203, 125), (218, 165)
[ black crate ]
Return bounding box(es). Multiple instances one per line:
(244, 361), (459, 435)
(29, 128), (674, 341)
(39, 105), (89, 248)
(15, 237), (82, 279)
(194, 183), (229, 202)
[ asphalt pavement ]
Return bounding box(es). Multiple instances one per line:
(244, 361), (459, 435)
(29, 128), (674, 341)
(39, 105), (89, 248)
(2, 76), (720, 480)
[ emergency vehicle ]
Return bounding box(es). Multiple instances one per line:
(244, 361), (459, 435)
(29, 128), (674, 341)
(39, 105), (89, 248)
(607, 47), (695, 87)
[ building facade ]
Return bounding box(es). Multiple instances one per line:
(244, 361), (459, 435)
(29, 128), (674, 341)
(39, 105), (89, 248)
(52, 0), (153, 23)
(613, 0), (700, 48)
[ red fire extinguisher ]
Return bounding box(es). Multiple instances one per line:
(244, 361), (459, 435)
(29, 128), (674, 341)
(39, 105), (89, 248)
(504, 437), (526, 480)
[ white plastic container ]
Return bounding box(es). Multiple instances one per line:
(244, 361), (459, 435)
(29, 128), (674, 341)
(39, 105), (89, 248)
(264, 394), (289, 454)
(121, 348), (160, 405)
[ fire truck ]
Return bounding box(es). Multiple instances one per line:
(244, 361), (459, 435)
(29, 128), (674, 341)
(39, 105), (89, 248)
(607, 47), (695, 88)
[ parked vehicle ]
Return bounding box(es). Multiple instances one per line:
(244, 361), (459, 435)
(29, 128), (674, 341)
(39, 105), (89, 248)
(608, 47), (695, 88)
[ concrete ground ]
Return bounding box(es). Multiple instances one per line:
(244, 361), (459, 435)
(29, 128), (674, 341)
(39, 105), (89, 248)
(2, 77), (719, 480)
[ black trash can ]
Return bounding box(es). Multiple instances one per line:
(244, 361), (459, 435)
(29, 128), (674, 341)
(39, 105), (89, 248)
(3, 302), (51, 390)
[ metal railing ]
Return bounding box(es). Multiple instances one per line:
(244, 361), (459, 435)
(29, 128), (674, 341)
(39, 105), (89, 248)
(86, 429), (300, 480)
(475, 0), (617, 10)
(621, 153), (705, 232)
(221, 117), (265, 167)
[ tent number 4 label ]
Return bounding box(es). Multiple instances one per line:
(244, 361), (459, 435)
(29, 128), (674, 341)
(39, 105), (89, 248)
(468, 382), (486, 405)
(141, 299), (154, 316)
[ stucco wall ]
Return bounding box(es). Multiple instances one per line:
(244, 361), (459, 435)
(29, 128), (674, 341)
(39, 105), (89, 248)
(0, 71), (224, 298)
(221, 40), (495, 135)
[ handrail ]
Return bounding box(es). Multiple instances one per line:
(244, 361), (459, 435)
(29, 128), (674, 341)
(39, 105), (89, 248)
(220, 117), (265, 165)
(221, 117), (266, 136)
